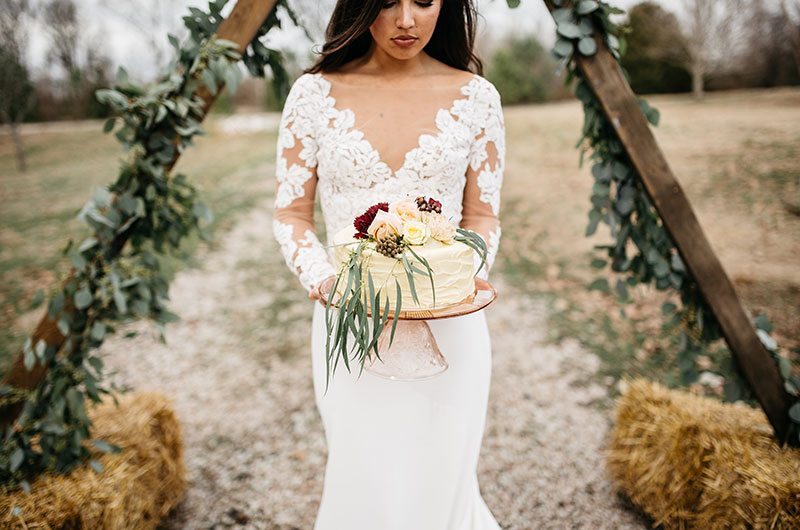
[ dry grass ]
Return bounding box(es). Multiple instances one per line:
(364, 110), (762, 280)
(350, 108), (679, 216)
(606, 377), (800, 529)
(499, 86), (800, 396)
(0, 118), (278, 372)
(0, 392), (185, 529)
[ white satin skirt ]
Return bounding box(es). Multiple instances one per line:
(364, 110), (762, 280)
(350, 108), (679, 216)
(310, 301), (501, 530)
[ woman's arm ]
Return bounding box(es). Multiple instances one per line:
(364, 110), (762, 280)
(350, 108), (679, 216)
(272, 74), (337, 295)
(460, 80), (506, 281)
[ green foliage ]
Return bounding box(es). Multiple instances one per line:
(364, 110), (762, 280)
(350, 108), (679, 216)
(0, 47), (35, 123)
(619, 2), (691, 94)
(538, 0), (800, 446)
(0, 0), (299, 493)
(487, 35), (556, 104)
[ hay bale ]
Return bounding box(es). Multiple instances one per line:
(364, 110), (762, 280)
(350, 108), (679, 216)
(605, 377), (800, 529)
(0, 391), (186, 529)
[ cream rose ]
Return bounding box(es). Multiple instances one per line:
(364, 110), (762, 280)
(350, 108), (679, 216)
(388, 198), (421, 223)
(426, 212), (457, 243)
(367, 210), (403, 241)
(402, 219), (430, 245)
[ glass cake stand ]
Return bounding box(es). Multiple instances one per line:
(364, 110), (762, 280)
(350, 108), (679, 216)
(319, 277), (497, 381)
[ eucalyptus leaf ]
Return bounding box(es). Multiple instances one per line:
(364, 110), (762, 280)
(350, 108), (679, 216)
(553, 38), (574, 58)
(789, 402), (800, 423)
(577, 1), (599, 15)
(578, 37), (597, 56)
(74, 288), (93, 310)
(557, 22), (582, 39)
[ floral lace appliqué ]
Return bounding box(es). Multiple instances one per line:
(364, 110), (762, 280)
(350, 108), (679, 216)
(272, 72), (505, 293)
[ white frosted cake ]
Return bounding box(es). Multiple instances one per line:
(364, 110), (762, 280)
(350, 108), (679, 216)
(331, 226), (476, 311)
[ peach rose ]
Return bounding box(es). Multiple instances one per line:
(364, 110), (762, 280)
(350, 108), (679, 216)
(367, 210), (403, 241)
(388, 198), (421, 223)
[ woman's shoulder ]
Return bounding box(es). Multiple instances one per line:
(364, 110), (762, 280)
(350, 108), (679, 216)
(281, 72), (331, 115)
(288, 71), (326, 93)
(465, 72), (501, 101)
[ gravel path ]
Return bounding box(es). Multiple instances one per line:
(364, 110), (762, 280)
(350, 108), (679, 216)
(99, 200), (650, 529)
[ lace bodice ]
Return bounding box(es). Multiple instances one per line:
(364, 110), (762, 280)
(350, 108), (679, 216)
(272, 70), (505, 294)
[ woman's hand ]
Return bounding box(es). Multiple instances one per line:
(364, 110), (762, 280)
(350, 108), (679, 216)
(309, 275), (337, 304)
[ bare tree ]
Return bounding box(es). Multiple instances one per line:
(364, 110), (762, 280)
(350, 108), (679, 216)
(781, 0), (800, 75)
(0, 0), (35, 172)
(678, 0), (747, 99)
(42, 0), (81, 97)
(99, 0), (186, 79)
(40, 0), (113, 118)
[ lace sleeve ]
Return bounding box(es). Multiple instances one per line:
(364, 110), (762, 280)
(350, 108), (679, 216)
(460, 79), (505, 281)
(271, 74), (337, 294)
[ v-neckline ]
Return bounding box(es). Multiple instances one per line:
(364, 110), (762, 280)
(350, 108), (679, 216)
(313, 72), (479, 176)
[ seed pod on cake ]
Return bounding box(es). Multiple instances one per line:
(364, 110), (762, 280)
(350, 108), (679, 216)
(376, 233), (404, 259)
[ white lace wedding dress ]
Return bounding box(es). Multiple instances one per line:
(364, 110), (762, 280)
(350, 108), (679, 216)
(272, 69), (505, 530)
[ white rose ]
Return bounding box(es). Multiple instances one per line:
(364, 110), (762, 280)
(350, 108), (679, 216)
(388, 199), (421, 223)
(367, 210), (403, 241)
(402, 219), (430, 245)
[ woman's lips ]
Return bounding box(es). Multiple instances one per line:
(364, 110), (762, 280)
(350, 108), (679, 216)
(391, 36), (418, 48)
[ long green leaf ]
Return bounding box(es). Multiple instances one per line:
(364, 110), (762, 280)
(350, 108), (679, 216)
(401, 253), (419, 304)
(390, 279), (402, 344)
(405, 244), (436, 307)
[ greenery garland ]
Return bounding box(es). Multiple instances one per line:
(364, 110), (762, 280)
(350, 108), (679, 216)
(0, 0), (299, 493)
(526, 0), (800, 445)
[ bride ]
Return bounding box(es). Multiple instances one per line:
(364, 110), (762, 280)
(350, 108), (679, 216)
(272, 0), (505, 528)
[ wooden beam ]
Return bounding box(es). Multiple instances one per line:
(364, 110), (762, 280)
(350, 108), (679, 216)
(0, 0), (279, 428)
(543, 0), (793, 444)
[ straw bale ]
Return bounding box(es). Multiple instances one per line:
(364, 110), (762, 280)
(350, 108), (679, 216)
(605, 377), (800, 529)
(0, 391), (186, 529)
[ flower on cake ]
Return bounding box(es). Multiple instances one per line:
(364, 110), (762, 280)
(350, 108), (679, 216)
(421, 211), (456, 244)
(402, 219), (431, 245)
(352, 195), (458, 257)
(388, 198), (421, 223)
(367, 210), (404, 241)
(353, 202), (389, 239)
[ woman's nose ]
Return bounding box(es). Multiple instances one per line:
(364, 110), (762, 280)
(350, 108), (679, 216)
(396, 4), (415, 29)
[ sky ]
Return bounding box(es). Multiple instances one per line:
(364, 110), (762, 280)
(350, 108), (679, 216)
(26, 0), (649, 81)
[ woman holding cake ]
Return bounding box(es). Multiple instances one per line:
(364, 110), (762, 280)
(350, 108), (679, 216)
(271, 0), (505, 528)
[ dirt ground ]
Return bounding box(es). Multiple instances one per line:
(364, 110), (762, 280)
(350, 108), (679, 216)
(99, 198), (651, 529)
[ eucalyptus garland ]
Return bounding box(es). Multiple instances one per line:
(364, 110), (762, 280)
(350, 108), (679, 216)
(0, 0), (299, 492)
(536, 0), (800, 445)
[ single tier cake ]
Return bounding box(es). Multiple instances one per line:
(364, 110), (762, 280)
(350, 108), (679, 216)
(331, 225), (476, 312)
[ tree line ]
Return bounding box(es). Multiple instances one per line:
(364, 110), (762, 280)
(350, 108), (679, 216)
(487, 0), (800, 104)
(2, 0), (799, 151)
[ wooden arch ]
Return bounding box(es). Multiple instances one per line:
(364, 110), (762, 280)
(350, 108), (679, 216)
(1, 0), (793, 445)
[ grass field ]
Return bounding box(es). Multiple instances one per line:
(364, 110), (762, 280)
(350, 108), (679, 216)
(1, 86), (798, 395)
(498, 86), (800, 398)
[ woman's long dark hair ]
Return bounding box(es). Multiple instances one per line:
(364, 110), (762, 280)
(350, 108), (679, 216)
(305, 0), (483, 75)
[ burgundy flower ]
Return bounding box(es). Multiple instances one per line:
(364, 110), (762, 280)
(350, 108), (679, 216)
(353, 202), (389, 239)
(414, 195), (442, 214)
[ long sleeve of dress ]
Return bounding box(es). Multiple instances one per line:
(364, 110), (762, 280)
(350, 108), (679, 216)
(460, 82), (505, 281)
(271, 74), (338, 294)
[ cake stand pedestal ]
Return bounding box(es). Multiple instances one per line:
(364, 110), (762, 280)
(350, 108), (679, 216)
(319, 277), (497, 381)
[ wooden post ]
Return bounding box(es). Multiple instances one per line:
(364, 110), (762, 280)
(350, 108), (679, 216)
(0, 0), (279, 428)
(542, 0), (793, 444)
